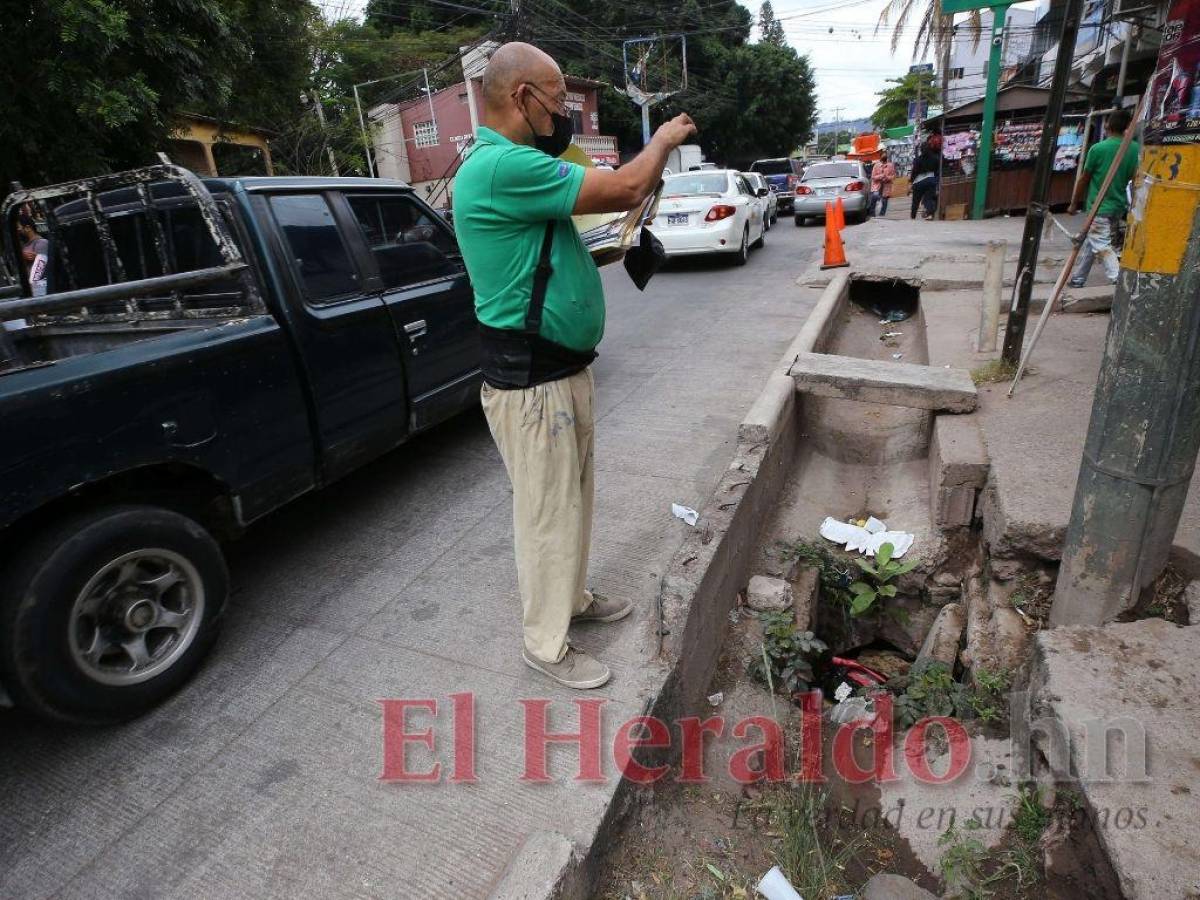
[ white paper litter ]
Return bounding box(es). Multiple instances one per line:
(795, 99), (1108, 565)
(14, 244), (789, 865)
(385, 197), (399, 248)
(833, 681), (853, 702)
(671, 503), (699, 527)
(707, 692), (724, 707)
(829, 696), (875, 725)
(819, 516), (914, 558)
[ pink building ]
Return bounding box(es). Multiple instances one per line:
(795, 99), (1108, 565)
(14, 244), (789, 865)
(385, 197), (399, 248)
(370, 72), (619, 208)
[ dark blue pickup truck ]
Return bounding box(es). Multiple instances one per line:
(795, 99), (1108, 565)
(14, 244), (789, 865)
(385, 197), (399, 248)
(0, 165), (482, 724)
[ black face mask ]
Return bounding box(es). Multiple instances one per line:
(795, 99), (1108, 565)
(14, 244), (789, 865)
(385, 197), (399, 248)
(523, 88), (574, 158)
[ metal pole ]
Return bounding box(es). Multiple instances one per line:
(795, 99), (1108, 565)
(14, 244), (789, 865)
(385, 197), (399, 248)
(938, 21), (953, 219)
(971, 3), (1011, 220)
(641, 102), (651, 147)
(353, 83), (377, 178)
(1114, 27), (1132, 102)
(1051, 102), (1200, 625)
(424, 68), (439, 143)
(999, 0), (1087, 365)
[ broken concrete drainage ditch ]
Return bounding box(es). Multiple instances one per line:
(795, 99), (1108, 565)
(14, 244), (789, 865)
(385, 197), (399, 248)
(581, 258), (1199, 900)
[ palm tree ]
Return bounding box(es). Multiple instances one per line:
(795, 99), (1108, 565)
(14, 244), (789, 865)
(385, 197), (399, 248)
(876, 0), (983, 62)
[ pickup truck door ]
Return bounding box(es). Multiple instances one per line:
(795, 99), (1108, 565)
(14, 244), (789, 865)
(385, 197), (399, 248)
(338, 192), (481, 432)
(264, 191), (409, 481)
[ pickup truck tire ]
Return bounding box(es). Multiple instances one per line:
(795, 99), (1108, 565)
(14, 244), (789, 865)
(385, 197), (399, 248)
(0, 505), (228, 725)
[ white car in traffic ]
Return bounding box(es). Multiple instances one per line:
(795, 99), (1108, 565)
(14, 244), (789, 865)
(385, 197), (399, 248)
(649, 169), (768, 265)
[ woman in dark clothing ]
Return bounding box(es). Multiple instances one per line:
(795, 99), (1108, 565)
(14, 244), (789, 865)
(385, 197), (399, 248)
(909, 143), (940, 220)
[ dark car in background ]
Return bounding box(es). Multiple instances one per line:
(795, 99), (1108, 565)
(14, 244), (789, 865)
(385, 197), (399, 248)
(747, 157), (804, 214)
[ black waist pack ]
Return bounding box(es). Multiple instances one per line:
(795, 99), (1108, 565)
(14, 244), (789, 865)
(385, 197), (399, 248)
(479, 221), (597, 390)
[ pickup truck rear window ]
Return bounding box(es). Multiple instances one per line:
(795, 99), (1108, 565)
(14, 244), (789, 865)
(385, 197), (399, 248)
(269, 194), (360, 303)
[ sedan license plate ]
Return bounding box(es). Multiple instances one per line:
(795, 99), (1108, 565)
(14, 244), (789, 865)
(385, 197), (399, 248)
(667, 213), (689, 225)
(818, 188), (837, 196)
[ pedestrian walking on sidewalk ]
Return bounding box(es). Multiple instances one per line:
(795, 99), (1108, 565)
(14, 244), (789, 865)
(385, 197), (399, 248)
(1066, 108), (1140, 288)
(910, 141), (940, 220)
(870, 152), (897, 216)
(452, 42), (696, 690)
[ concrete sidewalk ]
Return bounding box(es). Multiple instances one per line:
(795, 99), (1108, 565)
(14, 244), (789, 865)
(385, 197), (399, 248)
(0, 233), (823, 900)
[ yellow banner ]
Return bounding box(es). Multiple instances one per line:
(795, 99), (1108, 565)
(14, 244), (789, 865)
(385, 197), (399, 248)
(1123, 144), (1200, 275)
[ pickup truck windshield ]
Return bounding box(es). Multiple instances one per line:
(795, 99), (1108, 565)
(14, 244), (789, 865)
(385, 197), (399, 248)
(750, 160), (793, 175)
(664, 173), (730, 195)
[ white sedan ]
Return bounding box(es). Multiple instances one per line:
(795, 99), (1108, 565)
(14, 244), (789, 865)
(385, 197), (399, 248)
(648, 169), (768, 265)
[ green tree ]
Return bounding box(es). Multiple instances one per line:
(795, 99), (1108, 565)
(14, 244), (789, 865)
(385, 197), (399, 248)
(0, 0), (240, 188)
(870, 69), (941, 129)
(758, 1), (787, 47)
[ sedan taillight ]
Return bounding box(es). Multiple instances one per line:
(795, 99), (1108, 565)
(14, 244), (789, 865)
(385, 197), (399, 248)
(845, 180), (866, 192)
(705, 204), (737, 222)
(796, 185), (814, 195)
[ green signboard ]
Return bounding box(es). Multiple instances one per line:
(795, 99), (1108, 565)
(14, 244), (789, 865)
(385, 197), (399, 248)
(940, 0), (1017, 12)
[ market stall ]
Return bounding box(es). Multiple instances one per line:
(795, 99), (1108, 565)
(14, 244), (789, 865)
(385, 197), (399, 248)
(926, 85), (1091, 215)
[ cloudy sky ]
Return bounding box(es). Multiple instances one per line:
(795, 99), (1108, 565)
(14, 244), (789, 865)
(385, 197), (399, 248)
(329, 0), (1044, 123)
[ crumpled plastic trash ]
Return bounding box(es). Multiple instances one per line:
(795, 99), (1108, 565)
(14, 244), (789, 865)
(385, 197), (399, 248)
(819, 516), (914, 558)
(828, 695), (876, 725)
(671, 503), (699, 527)
(707, 692), (724, 707)
(756, 865), (803, 900)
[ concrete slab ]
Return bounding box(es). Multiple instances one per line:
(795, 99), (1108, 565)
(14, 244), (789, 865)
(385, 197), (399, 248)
(929, 415), (989, 528)
(876, 734), (1017, 874)
(1029, 619), (1200, 900)
(921, 289), (1200, 570)
(790, 351), (977, 413)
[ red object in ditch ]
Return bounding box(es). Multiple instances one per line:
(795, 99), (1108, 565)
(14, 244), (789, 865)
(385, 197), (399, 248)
(830, 656), (888, 687)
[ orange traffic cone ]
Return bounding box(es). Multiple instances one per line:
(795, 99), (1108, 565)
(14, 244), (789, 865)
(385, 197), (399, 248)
(821, 202), (849, 270)
(834, 195), (847, 231)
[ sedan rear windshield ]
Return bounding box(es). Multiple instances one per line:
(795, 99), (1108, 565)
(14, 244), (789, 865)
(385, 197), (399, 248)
(664, 173), (730, 195)
(803, 163), (858, 180)
(750, 159), (794, 175)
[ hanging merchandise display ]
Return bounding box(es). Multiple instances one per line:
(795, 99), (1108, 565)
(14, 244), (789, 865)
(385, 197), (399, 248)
(1053, 123), (1084, 171)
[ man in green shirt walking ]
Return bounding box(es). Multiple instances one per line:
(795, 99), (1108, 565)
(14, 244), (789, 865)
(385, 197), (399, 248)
(1067, 108), (1140, 288)
(452, 42), (695, 689)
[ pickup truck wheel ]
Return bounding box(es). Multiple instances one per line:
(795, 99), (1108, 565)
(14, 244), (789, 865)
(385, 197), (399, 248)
(0, 505), (228, 725)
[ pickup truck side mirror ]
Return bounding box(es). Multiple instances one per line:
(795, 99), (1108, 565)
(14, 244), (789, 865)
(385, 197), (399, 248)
(757, 187), (769, 197)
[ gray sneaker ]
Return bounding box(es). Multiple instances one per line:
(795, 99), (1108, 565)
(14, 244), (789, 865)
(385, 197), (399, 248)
(522, 646), (611, 689)
(572, 591), (633, 623)
(1068, 277), (1086, 289)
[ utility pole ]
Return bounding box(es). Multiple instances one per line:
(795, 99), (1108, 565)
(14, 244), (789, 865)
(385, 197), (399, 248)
(308, 91), (339, 176)
(829, 107), (844, 155)
(999, 0), (1086, 365)
(1051, 10), (1200, 626)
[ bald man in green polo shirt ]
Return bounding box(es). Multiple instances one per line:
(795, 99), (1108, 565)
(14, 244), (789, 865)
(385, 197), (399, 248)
(453, 42), (695, 689)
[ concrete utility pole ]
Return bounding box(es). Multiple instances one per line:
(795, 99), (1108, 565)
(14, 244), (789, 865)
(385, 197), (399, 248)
(1052, 9), (1200, 626)
(308, 91), (340, 176)
(999, 0), (1086, 365)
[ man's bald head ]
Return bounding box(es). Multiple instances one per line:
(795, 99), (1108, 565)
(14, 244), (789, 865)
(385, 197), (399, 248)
(482, 42), (563, 108)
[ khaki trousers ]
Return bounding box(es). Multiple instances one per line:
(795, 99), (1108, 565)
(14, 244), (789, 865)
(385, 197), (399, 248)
(481, 368), (595, 663)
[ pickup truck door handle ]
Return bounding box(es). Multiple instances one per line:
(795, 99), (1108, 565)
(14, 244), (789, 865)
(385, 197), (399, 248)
(404, 319), (427, 354)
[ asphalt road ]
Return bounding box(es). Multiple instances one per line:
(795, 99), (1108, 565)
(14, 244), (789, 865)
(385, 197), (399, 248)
(0, 214), (825, 900)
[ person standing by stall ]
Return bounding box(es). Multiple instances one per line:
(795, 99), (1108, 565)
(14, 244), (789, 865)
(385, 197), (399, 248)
(1066, 109), (1139, 288)
(910, 140), (941, 220)
(871, 151), (897, 216)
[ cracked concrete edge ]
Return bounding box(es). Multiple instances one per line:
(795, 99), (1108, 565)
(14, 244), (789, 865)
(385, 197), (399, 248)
(502, 349), (802, 900)
(779, 269), (850, 375)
